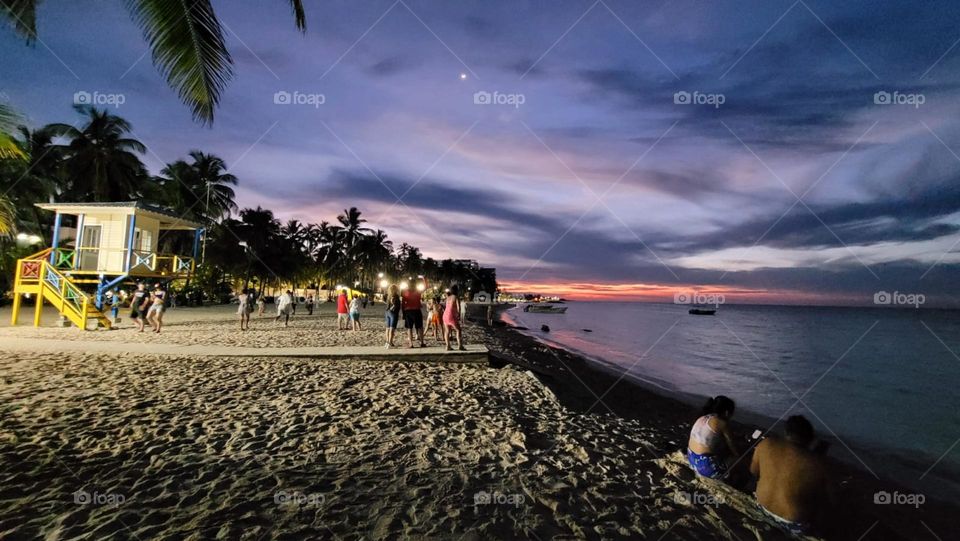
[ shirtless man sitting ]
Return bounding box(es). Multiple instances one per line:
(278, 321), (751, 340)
(750, 415), (832, 536)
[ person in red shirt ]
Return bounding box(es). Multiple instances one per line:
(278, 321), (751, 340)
(401, 276), (427, 347)
(336, 289), (349, 330)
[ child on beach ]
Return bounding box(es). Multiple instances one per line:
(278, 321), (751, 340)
(349, 295), (362, 330)
(256, 294), (265, 317)
(107, 289), (120, 323)
(443, 285), (465, 351)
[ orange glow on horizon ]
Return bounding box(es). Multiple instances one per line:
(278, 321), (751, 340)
(498, 281), (864, 306)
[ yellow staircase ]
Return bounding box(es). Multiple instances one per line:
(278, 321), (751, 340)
(11, 249), (112, 330)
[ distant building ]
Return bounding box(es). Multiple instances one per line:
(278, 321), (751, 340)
(473, 290), (491, 303)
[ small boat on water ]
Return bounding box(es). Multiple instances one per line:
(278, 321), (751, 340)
(688, 307), (717, 315)
(523, 304), (568, 314)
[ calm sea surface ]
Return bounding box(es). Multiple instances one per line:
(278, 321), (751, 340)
(504, 302), (960, 498)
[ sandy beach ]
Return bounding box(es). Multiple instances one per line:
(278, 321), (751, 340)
(0, 304), (955, 539)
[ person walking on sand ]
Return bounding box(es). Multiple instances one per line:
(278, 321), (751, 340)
(384, 284), (401, 348)
(146, 283), (167, 333)
(276, 290), (294, 326)
(129, 282), (148, 332)
(349, 294), (362, 330)
(237, 288), (252, 331)
(336, 289), (350, 330)
(443, 285), (466, 351)
(402, 276), (427, 348)
(256, 293), (265, 317)
(306, 294), (315, 316)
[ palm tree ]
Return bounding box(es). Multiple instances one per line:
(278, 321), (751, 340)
(50, 106), (147, 202)
(337, 207), (371, 251)
(185, 150), (237, 222)
(2, 1), (307, 124)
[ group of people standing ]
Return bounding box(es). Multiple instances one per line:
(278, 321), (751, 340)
(234, 280), (469, 352)
(380, 279), (465, 351)
(108, 282), (168, 333)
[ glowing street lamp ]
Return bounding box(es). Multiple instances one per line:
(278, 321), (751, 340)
(400, 281), (409, 290)
(378, 272), (384, 278)
(416, 283), (425, 292)
(379, 279), (389, 289)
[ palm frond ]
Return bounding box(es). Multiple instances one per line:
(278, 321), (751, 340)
(125, 0), (233, 124)
(287, 0), (306, 31)
(0, 194), (17, 235)
(0, 0), (38, 43)
(0, 102), (26, 161)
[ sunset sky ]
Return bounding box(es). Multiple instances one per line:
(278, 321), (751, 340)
(3, 0), (960, 305)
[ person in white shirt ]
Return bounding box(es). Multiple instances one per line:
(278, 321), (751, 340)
(275, 290), (294, 327)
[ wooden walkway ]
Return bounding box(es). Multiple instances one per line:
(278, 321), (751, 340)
(0, 338), (489, 364)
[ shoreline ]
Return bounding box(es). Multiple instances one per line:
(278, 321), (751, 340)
(478, 304), (960, 540)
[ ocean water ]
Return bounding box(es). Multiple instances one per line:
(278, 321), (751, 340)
(504, 302), (960, 498)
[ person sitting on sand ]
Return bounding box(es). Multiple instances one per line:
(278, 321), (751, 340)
(129, 282), (148, 332)
(384, 284), (401, 348)
(442, 285), (466, 351)
(146, 283), (167, 333)
(336, 289), (350, 330)
(237, 288), (252, 331)
(687, 395), (740, 480)
(349, 295), (362, 331)
(276, 290), (294, 327)
(750, 415), (831, 536)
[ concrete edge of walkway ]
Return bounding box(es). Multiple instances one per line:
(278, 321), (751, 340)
(0, 337), (490, 364)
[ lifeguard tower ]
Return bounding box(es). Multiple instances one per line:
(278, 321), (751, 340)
(11, 202), (203, 330)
